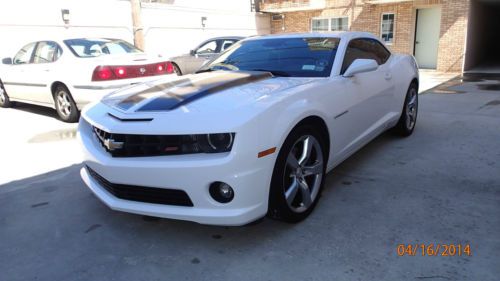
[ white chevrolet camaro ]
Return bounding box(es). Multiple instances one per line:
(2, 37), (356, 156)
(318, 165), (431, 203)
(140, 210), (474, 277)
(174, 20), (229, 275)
(78, 32), (419, 225)
(0, 38), (176, 122)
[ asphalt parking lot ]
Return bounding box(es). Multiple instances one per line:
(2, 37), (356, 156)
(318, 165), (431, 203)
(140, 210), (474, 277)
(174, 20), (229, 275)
(1, 76), (499, 281)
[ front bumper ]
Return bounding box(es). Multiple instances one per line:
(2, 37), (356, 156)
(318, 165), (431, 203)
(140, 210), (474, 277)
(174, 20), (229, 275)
(78, 117), (276, 226)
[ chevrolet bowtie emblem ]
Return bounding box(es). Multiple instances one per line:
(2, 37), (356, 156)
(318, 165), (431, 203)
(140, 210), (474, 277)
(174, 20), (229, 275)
(103, 138), (124, 151)
(94, 127), (124, 151)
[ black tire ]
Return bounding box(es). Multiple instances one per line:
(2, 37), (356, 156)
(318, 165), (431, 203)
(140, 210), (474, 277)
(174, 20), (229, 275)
(0, 80), (13, 108)
(268, 125), (327, 223)
(53, 85), (80, 123)
(172, 63), (182, 76)
(392, 82), (418, 137)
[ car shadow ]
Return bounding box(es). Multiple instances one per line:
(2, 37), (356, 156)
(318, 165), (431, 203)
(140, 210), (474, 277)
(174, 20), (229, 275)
(9, 101), (60, 120)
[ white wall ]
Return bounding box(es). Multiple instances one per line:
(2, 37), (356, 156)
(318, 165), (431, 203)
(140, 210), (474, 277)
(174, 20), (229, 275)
(0, 0), (270, 59)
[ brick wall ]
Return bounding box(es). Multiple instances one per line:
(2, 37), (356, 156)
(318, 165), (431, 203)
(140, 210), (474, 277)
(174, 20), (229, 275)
(268, 0), (469, 72)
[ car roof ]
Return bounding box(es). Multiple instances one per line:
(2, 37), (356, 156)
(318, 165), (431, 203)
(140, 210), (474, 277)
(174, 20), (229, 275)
(244, 31), (379, 42)
(204, 36), (245, 41)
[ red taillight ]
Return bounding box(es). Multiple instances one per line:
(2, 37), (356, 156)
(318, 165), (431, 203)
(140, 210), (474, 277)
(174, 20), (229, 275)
(92, 66), (114, 81)
(155, 62), (174, 74)
(166, 62), (174, 74)
(114, 66), (127, 78)
(92, 62), (174, 81)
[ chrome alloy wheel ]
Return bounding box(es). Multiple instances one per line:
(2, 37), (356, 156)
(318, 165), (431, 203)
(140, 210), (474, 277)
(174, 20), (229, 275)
(283, 135), (324, 213)
(56, 90), (72, 118)
(406, 87), (418, 130)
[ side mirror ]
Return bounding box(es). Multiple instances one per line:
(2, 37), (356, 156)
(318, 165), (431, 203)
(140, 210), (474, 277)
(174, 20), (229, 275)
(190, 50), (196, 56)
(2, 57), (12, 65)
(343, 59), (378, 77)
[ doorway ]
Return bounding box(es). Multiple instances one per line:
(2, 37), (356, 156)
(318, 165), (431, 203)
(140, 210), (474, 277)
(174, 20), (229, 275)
(464, 0), (500, 73)
(414, 7), (441, 69)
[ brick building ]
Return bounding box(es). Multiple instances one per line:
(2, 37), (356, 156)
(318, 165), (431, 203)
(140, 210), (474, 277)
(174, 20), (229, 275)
(257, 0), (500, 73)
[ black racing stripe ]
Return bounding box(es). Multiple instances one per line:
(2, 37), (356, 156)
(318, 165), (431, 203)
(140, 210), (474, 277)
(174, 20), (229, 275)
(116, 78), (192, 111)
(137, 71), (273, 112)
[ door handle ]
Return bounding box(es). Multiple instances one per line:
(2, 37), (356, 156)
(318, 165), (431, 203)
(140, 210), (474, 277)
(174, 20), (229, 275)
(384, 72), (392, 80)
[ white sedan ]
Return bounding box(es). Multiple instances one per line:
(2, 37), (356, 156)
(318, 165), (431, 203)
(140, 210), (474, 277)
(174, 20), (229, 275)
(0, 38), (176, 122)
(78, 32), (419, 225)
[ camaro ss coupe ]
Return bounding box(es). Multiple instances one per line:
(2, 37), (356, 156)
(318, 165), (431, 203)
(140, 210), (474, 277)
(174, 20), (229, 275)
(0, 38), (175, 122)
(78, 32), (419, 225)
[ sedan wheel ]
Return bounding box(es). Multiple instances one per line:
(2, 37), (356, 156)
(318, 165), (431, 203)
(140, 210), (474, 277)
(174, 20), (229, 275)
(54, 85), (80, 123)
(0, 82), (12, 108)
(269, 125), (327, 223)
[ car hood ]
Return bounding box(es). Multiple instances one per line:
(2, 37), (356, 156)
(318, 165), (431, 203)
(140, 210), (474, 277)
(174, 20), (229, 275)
(102, 71), (318, 114)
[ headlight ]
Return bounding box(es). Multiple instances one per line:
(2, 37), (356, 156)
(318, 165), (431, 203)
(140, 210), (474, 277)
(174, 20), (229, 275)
(198, 133), (235, 153)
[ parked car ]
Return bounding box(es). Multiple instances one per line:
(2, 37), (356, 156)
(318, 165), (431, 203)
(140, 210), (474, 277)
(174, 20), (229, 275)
(169, 36), (243, 75)
(0, 38), (176, 122)
(78, 32), (419, 225)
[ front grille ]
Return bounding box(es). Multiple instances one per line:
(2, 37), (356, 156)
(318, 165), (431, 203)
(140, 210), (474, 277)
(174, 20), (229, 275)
(93, 126), (199, 157)
(86, 166), (194, 207)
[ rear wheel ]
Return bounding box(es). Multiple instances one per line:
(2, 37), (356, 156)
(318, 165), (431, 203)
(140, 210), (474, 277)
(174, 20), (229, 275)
(0, 81), (12, 108)
(268, 125), (327, 223)
(172, 63), (182, 76)
(393, 82), (418, 136)
(54, 85), (79, 123)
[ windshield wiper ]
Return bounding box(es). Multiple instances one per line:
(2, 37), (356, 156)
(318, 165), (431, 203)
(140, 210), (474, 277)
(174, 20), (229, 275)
(248, 69), (290, 77)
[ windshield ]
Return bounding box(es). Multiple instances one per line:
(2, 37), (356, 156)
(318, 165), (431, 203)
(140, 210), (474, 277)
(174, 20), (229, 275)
(200, 37), (340, 77)
(63, 38), (142, 58)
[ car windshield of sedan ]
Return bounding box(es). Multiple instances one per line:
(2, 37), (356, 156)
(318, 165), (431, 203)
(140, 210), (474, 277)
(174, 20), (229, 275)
(199, 37), (340, 77)
(63, 38), (142, 58)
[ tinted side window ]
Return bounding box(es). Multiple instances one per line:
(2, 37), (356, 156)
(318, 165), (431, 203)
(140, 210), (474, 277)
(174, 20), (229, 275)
(33, 41), (60, 64)
(341, 38), (391, 74)
(13, 42), (37, 65)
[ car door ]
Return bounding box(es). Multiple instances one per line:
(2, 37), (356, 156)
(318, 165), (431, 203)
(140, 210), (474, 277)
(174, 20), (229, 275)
(1, 42), (37, 100)
(186, 39), (220, 73)
(332, 38), (395, 159)
(26, 41), (62, 104)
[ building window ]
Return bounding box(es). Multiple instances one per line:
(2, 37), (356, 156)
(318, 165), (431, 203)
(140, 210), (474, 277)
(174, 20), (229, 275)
(331, 17), (348, 31)
(312, 18), (329, 32)
(381, 13), (395, 44)
(312, 17), (349, 32)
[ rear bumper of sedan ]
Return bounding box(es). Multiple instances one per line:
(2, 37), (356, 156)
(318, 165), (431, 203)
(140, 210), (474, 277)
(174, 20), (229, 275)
(77, 117), (274, 226)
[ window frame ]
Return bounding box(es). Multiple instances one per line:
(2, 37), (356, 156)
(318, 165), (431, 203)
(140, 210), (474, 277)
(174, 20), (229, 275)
(311, 16), (349, 32)
(13, 42), (38, 65)
(330, 17), (349, 32)
(32, 41), (63, 64)
(340, 37), (392, 75)
(195, 40), (219, 55)
(380, 12), (395, 45)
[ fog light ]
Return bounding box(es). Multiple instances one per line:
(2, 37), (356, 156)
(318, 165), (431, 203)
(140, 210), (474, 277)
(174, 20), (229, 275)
(209, 182), (234, 203)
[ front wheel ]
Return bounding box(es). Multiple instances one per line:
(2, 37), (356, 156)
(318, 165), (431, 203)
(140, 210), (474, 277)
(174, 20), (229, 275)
(268, 125), (327, 223)
(392, 82), (418, 136)
(54, 85), (80, 123)
(0, 81), (13, 108)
